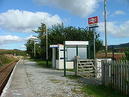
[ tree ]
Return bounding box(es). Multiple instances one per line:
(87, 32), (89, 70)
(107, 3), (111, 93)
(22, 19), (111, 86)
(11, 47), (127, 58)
(26, 24), (103, 59)
(48, 25), (103, 58)
(32, 23), (47, 59)
(124, 49), (129, 61)
(25, 39), (35, 58)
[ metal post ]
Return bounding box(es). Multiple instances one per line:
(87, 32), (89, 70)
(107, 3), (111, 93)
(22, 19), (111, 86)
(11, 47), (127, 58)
(46, 26), (49, 67)
(76, 45), (78, 56)
(104, 0), (108, 58)
(75, 46), (79, 76)
(88, 27), (91, 59)
(64, 42), (66, 76)
(93, 28), (96, 60)
(93, 28), (97, 78)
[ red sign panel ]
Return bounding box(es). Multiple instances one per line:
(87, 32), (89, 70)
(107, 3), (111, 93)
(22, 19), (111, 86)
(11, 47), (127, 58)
(88, 16), (98, 25)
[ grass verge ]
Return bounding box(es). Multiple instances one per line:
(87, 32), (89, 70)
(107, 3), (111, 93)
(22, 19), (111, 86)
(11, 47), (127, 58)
(67, 75), (128, 97)
(82, 85), (128, 97)
(30, 59), (52, 68)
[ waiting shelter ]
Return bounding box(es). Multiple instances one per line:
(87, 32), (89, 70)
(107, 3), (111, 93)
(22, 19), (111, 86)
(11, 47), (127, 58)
(50, 41), (89, 70)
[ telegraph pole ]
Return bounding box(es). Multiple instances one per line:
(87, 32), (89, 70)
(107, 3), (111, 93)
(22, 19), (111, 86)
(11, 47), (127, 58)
(104, 0), (108, 58)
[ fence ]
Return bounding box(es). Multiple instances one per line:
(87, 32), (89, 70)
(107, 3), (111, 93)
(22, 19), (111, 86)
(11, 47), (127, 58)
(102, 61), (129, 96)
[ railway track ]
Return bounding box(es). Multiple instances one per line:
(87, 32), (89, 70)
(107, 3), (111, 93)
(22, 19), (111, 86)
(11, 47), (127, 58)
(0, 60), (18, 95)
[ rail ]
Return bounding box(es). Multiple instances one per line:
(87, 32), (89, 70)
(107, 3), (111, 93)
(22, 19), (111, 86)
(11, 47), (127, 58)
(0, 60), (18, 95)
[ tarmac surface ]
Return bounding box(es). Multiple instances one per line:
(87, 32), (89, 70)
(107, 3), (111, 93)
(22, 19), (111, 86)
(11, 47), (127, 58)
(3, 60), (85, 97)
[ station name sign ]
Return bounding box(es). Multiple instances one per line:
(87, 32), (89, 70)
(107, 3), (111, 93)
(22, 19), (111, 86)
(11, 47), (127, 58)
(88, 16), (99, 28)
(65, 41), (89, 46)
(50, 45), (59, 48)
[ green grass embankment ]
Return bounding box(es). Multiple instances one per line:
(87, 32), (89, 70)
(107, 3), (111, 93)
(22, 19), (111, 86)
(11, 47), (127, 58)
(0, 54), (17, 66)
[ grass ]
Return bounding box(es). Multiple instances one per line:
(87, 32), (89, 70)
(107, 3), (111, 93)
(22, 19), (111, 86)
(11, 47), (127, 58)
(82, 85), (128, 97)
(30, 59), (52, 68)
(67, 75), (128, 97)
(0, 54), (17, 66)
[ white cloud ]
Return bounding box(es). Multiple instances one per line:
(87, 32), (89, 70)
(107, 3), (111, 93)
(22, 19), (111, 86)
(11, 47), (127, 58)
(21, 45), (26, 49)
(26, 35), (38, 40)
(113, 10), (125, 15)
(0, 35), (24, 45)
(99, 21), (129, 37)
(0, 10), (62, 32)
(35, 0), (100, 17)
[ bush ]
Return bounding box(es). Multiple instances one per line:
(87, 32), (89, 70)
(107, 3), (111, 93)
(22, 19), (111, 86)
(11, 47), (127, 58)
(124, 49), (129, 61)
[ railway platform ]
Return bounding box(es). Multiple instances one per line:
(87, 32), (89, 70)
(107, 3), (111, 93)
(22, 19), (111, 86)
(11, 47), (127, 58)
(1, 59), (84, 97)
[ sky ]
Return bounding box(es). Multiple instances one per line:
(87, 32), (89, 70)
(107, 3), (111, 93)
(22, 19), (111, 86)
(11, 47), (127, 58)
(0, 0), (129, 50)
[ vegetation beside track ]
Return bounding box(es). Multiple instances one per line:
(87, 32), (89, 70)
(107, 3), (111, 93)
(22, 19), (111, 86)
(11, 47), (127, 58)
(0, 54), (18, 66)
(0, 49), (26, 56)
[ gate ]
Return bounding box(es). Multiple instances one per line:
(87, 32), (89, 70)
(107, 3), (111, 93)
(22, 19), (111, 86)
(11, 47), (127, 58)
(74, 56), (96, 78)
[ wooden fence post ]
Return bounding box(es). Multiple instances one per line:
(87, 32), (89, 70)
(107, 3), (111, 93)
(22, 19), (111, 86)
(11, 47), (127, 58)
(102, 60), (105, 85)
(102, 60), (129, 96)
(102, 60), (111, 86)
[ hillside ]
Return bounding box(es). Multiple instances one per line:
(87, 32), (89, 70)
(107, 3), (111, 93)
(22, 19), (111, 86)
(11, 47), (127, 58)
(0, 54), (17, 66)
(109, 42), (129, 49)
(0, 49), (26, 56)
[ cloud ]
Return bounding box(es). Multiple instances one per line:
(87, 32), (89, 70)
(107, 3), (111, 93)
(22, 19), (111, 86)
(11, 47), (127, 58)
(113, 10), (125, 16)
(0, 9), (62, 32)
(0, 35), (24, 45)
(26, 35), (38, 40)
(21, 45), (26, 49)
(35, 0), (100, 17)
(0, 35), (38, 50)
(99, 21), (129, 37)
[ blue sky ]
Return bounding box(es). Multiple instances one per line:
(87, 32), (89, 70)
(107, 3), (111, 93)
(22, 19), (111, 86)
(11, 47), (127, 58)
(0, 0), (129, 50)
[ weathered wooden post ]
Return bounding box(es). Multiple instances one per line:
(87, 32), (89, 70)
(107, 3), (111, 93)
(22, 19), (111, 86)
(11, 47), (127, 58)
(102, 60), (105, 85)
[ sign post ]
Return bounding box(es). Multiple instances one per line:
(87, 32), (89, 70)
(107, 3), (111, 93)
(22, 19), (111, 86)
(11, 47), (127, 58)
(88, 16), (99, 60)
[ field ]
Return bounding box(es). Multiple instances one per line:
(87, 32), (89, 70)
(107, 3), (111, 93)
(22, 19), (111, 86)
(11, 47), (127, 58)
(0, 49), (26, 56)
(96, 53), (125, 60)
